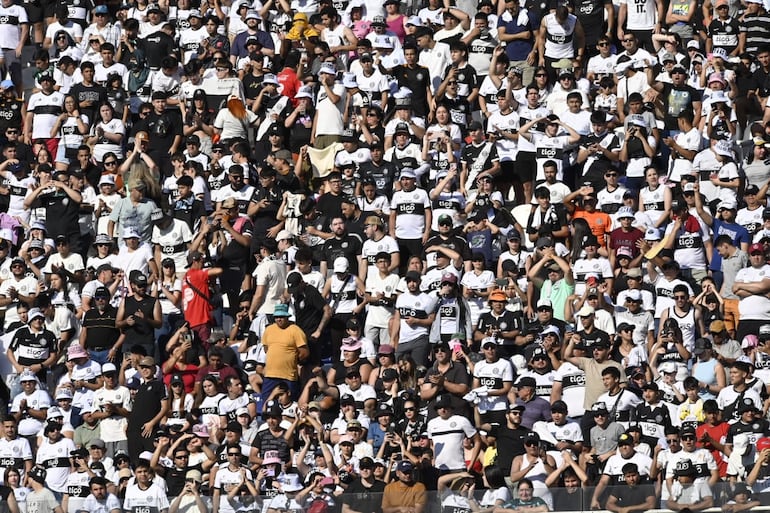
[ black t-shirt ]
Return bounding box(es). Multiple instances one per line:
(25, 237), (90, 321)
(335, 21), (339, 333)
(122, 294), (158, 346)
(392, 64), (431, 118)
(477, 310), (524, 347)
(292, 285), (328, 336)
(490, 424), (531, 474)
(141, 32), (177, 69)
(608, 483), (655, 508)
(172, 196), (206, 232)
(359, 160), (398, 199)
(571, 0), (610, 45)
(242, 73), (264, 101)
(37, 188), (80, 239)
(660, 83), (702, 130)
(128, 378), (167, 426)
(342, 479), (386, 513)
(134, 109), (183, 154)
(81, 305), (121, 350)
(69, 82), (107, 123)
(322, 234), (363, 275)
(316, 192), (344, 218)
(423, 362), (472, 420)
(221, 217), (254, 269)
(0, 98), (24, 133)
(580, 328), (611, 348)
(287, 107), (315, 154)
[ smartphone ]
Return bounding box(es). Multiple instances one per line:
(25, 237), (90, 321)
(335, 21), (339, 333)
(265, 467), (275, 477)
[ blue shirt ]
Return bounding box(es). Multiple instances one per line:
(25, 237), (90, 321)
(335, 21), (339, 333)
(710, 219), (750, 271)
(497, 9), (537, 61)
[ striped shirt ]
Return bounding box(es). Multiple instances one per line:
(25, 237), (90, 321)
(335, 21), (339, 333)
(741, 12), (770, 54)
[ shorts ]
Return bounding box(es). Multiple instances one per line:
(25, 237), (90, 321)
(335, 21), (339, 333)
(41, 0), (56, 18)
(513, 151), (536, 183)
(23, 1), (42, 23)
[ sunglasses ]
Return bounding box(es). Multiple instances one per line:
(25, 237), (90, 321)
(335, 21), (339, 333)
(535, 73), (546, 77)
(681, 435), (696, 441)
(228, 452), (241, 456)
(404, 407), (416, 411)
(597, 42), (609, 47)
(211, 148), (223, 153)
(104, 161), (117, 166)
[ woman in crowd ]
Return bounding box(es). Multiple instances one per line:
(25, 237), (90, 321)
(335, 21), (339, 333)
(88, 103), (126, 163)
(51, 95), (88, 171)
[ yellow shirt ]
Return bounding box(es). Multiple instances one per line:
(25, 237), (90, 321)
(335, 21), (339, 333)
(262, 323), (308, 381)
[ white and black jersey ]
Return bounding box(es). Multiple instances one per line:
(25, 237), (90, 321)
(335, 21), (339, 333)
(390, 188), (431, 239)
(27, 91), (64, 139)
(473, 358), (514, 413)
(552, 362), (586, 418)
(0, 436), (32, 484)
(0, 4), (27, 48)
(632, 401), (672, 445)
(64, 471), (92, 513)
(596, 388), (642, 426)
(123, 482), (170, 513)
(9, 326), (59, 367)
(716, 386), (762, 423)
(460, 141), (500, 190)
(36, 436), (76, 492)
(427, 414), (477, 471)
(665, 448), (717, 482)
(10, 390), (51, 436)
(603, 452), (652, 484)
(395, 292), (437, 343)
(218, 393), (252, 424)
(519, 370), (555, 399)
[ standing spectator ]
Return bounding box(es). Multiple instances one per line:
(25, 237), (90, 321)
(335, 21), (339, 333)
(312, 62), (346, 148)
(182, 250), (223, 343)
(79, 286), (123, 365)
(126, 357), (168, 465)
(260, 303), (309, 401)
(496, 0), (538, 85)
(116, 271), (162, 359)
(732, 243), (770, 339)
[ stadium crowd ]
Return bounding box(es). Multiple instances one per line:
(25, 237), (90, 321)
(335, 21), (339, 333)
(2, 0), (770, 511)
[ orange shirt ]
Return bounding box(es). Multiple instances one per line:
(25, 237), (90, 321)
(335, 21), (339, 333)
(262, 323), (308, 381)
(573, 208), (612, 246)
(382, 480), (427, 512)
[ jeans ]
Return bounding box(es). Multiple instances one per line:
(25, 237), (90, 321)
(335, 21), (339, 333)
(88, 348), (112, 366)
